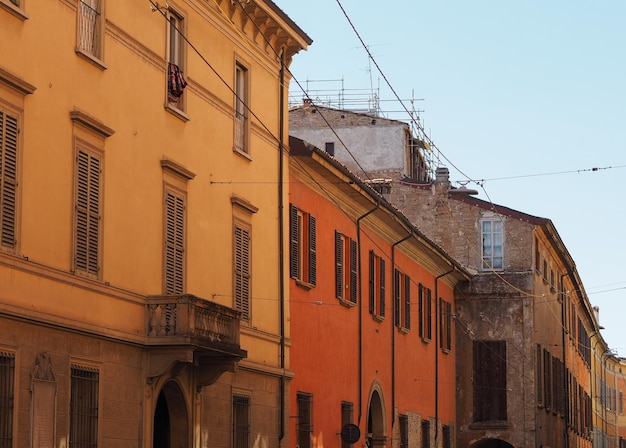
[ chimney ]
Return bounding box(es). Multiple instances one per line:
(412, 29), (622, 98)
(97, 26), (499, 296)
(435, 167), (450, 184)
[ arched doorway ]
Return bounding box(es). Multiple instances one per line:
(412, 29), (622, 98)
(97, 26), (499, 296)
(472, 439), (515, 448)
(367, 390), (385, 447)
(153, 381), (189, 448)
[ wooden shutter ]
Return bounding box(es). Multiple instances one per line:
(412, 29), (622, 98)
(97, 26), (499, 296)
(335, 231), (342, 299)
(368, 251), (375, 314)
(426, 288), (432, 339)
(418, 284), (424, 337)
(234, 225), (250, 320)
(473, 340), (507, 422)
(379, 258), (385, 317)
(308, 215), (316, 286)
(165, 190), (184, 294)
(0, 111), (18, 249)
(404, 275), (411, 329)
(445, 301), (452, 350)
(75, 149), (100, 276)
(289, 204), (299, 279)
(349, 238), (357, 303)
(394, 270), (400, 327)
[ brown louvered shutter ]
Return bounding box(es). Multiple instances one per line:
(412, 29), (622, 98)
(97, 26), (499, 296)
(335, 231), (342, 299)
(404, 275), (411, 329)
(289, 204), (299, 279)
(379, 258), (385, 317)
(308, 214), (316, 286)
(0, 112), (18, 249)
(234, 225), (250, 320)
(165, 190), (184, 294)
(368, 251), (375, 314)
(349, 238), (357, 303)
(394, 270), (400, 327)
(75, 149), (100, 276)
(418, 284), (424, 337)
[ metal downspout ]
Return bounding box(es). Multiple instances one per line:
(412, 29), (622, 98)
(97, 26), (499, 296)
(391, 229), (414, 422)
(278, 51), (286, 443)
(356, 199), (381, 425)
(560, 273), (570, 448)
(434, 265), (455, 447)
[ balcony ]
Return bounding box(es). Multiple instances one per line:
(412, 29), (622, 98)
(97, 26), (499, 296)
(146, 294), (247, 383)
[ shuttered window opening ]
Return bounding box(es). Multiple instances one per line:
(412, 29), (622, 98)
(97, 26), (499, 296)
(340, 402), (354, 448)
(296, 393), (313, 448)
(0, 352), (15, 448)
(421, 420), (430, 448)
(0, 111), (18, 251)
(399, 414), (408, 448)
(234, 224), (251, 321)
(289, 204), (316, 287)
(335, 231), (357, 304)
(75, 149), (101, 277)
(473, 340), (507, 422)
(164, 189), (185, 294)
(368, 251), (385, 319)
(70, 365), (99, 448)
(394, 269), (410, 331)
(232, 395), (250, 448)
(439, 299), (452, 352)
(419, 284), (433, 342)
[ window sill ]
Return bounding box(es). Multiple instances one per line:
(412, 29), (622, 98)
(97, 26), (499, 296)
(338, 298), (356, 308)
(441, 347), (451, 354)
(421, 337), (432, 344)
(75, 49), (108, 71)
(0, 0), (28, 20)
(295, 279), (315, 290)
(165, 102), (190, 122)
(397, 326), (410, 335)
(372, 314), (385, 323)
(233, 146), (252, 161)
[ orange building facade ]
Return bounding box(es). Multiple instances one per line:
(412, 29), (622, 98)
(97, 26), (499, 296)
(288, 137), (469, 448)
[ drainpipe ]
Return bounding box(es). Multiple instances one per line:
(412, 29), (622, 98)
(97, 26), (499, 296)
(434, 265), (455, 447)
(278, 51), (286, 443)
(356, 199), (381, 425)
(560, 273), (570, 448)
(391, 228), (414, 422)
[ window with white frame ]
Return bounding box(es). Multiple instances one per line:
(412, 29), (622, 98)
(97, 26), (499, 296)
(481, 218), (503, 270)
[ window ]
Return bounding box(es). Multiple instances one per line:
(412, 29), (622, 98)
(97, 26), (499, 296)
(619, 390), (623, 415)
(399, 414), (408, 448)
(70, 365), (99, 448)
(394, 269), (410, 330)
(74, 148), (102, 278)
(536, 344), (543, 407)
(368, 251), (385, 319)
(341, 402), (354, 448)
(421, 419), (430, 448)
(233, 395), (250, 448)
(442, 425), (453, 448)
(439, 298), (452, 352)
(296, 393), (313, 448)
(419, 284), (432, 341)
(473, 340), (507, 422)
(534, 238), (540, 273)
(289, 204), (316, 287)
(481, 219), (503, 270)
(234, 62), (249, 154)
(77, 0), (103, 62)
(325, 142), (335, 156)
(0, 109), (18, 252)
(166, 9), (187, 109)
(164, 187), (185, 294)
(234, 222), (251, 321)
(335, 231), (357, 304)
(0, 352), (15, 448)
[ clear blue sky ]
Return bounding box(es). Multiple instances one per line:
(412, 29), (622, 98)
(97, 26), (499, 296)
(279, 0), (626, 357)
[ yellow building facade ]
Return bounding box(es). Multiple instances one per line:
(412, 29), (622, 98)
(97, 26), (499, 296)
(0, 0), (309, 447)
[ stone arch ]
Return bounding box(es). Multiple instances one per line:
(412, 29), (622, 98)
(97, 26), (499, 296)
(471, 438), (515, 448)
(366, 381), (387, 447)
(153, 380), (190, 448)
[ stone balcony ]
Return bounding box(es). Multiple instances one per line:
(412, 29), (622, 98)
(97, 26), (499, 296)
(146, 294), (247, 384)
